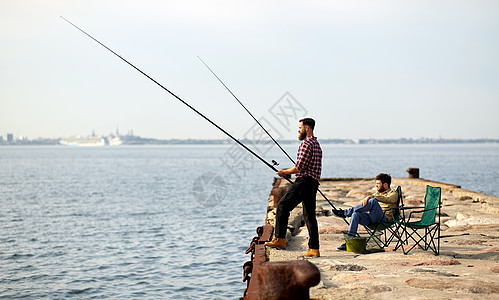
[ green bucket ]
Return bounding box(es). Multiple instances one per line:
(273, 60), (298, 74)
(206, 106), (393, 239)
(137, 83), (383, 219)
(342, 231), (368, 253)
(345, 236), (368, 253)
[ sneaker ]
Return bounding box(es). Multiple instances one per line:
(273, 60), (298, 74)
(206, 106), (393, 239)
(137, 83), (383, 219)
(336, 243), (347, 251)
(332, 209), (346, 218)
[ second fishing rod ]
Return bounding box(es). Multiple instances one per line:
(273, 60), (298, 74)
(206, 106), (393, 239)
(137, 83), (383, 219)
(197, 57), (346, 218)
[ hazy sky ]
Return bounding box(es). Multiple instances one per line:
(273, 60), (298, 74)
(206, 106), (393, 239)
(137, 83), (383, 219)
(1, 1), (498, 140)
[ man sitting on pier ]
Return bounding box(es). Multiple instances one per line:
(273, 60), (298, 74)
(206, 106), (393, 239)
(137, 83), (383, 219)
(332, 173), (399, 251)
(265, 118), (323, 257)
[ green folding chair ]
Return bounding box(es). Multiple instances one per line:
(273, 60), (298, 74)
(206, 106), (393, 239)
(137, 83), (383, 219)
(365, 186), (404, 249)
(395, 185), (442, 255)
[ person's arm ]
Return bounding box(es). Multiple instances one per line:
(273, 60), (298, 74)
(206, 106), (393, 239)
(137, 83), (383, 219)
(361, 195), (371, 206)
(277, 140), (308, 178)
(276, 166), (299, 177)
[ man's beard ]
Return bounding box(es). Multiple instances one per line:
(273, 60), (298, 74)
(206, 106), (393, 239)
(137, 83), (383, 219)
(298, 131), (306, 141)
(377, 186), (387, 193)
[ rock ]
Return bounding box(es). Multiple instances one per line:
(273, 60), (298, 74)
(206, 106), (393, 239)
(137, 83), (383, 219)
(383, 261), (413, 266)
(447, 238), (488, 245)
(318, 225), (348, 234)
(322, 191), (344, 199)
(405, 277), (499, 294)
(335, 197), (357, 204)
(332, 274), (374, 283)
(317, 216), (346, 225)
(411, 267), (459, 277)
(456, 212), (470, 221)
(404, 196), (423, 206)
(327, 264), (367, 271)
(482, 202), (499, 213)
(413, 259), (461, 266)
(490, 264), (499, 273)
(346, 189), (371, 199)
(288, 214), (304, 236)
(383, 259), (461, 267)
(445, 218), (499, 227)
(439, 216), (452, 224)
(479, 263), (499, 273)
(481, 247), (499, 253)
(455, 251), (499, 261)
(338, 283), (393, 295)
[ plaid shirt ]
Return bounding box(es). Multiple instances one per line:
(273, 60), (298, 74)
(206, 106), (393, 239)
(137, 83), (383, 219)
(295, 136), (322, 180)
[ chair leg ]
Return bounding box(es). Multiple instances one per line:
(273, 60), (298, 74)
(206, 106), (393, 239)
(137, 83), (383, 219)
(402, 224), (440, 255)
(394, 223), (409, 253)
(364, 223), (389, 249)
(426, 225), (440, 255)
(365, 228), (385, 249)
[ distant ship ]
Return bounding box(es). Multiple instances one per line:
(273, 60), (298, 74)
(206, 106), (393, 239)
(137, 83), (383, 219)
(107, 135), (122, 146)
(60, 135), (106, 147)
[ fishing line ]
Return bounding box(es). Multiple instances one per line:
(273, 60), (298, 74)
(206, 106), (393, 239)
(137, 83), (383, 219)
(197, 57), (346, 217)
(60, 16), (290, 183)
(197, 56), (296, 165)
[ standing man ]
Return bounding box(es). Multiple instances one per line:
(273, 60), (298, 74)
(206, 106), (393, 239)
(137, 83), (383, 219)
(265, 118), (322, 257)
(332, 173), (399, 251)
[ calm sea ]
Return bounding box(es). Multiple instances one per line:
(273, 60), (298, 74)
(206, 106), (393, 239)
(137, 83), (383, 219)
(0, 143), (497, 299)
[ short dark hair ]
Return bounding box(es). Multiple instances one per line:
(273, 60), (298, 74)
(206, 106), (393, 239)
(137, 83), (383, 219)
(299, 118), (315, 129)
(375, 173), (391, 187)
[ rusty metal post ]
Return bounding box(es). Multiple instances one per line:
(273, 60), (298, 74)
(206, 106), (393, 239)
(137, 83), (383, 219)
(406, 168), (419, 178)
(243, 224), (275, 298)
(245, 260), (320, 300)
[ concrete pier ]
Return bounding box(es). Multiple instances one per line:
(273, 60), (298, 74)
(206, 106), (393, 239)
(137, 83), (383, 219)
(250, 177), (499, 299)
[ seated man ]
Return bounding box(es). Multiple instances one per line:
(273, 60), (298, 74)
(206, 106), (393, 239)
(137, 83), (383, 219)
(332, 173), (399, 251)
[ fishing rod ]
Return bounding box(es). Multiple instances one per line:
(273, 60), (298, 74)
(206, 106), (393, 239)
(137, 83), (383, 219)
(60, 16), (292, 184)
(197, 57), (346, 216)
(197, 56), (296, 165)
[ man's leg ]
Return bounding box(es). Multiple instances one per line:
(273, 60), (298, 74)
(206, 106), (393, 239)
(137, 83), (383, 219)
(345, 198), (387, 235)
(301, 179), (320, 250)
(274, 180), (305, 240)
(348, 211), (371, 236)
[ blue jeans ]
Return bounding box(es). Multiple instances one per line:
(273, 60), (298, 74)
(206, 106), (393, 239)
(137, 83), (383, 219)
(345, 198), (387, 236)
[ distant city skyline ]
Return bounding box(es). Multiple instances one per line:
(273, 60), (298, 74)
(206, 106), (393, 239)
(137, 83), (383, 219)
(1, 129), (498, 146)
(2, 127), (499, 142)
(1, 1), (498, 140)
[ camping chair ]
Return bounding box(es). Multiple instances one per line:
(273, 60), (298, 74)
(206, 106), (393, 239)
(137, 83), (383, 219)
(364, 186), (404, 249)
(394, 185), (442, 255)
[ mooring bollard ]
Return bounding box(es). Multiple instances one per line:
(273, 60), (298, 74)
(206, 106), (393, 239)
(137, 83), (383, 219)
(244, 260), (320, 300)
(406, 167), (419, 178)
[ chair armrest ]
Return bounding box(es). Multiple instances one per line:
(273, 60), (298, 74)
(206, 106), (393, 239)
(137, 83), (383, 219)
(405, 207), (438, 222)
(398, 206), (422, 210)
(388, 206), (402, 211)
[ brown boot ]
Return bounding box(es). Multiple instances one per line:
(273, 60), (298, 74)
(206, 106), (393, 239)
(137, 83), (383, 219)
(304, 249), (320, 257)
(265, 238), (286, 249)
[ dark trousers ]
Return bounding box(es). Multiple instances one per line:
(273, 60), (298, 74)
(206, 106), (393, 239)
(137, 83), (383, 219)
(274, 177), (320, 249)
